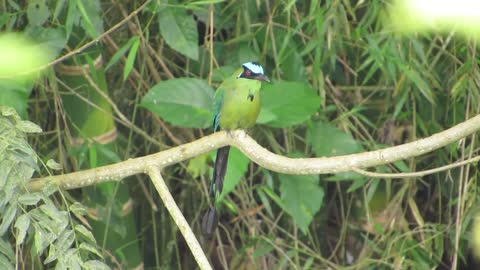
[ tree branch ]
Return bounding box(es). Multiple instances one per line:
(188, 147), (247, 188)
(28, 114), (480, 191)
(147, 166), (212, 270)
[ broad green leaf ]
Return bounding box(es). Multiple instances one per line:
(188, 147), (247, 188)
(307, 120), (363, 157)
(158, 8), (199, 60)
(258, 81), (321, 127)
(140, 78), (214, 128)
(218, 147), (250, 199)
(278, 173), (324, 234)
(27, 0), (50, 26)
(280, 50), (307, 82)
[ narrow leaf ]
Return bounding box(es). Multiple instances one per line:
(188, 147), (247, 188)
(105, 36), (137, 71)
(14, 213), (31, 246)
(122, 36), (140, 81)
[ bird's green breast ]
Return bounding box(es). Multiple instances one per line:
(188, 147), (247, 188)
(218, 77), (261, 130)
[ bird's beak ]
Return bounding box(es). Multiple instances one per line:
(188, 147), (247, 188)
(255, 74), (270, 82)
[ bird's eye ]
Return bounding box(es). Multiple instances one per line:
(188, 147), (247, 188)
(244, 69), (251, 76)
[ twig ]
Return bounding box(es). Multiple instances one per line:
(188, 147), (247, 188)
(352, 155), (480, 178)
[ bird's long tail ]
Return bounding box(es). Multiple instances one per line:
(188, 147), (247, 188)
(211, 146), (230, 196)
(202, 146), (230, 237)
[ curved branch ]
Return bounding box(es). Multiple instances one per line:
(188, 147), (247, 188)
(28, 114), (480, 191)
(147, 167), (212, 270)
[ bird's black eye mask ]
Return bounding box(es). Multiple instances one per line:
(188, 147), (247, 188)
(239, 67), (260, 79)
(237, 61), (264, 79)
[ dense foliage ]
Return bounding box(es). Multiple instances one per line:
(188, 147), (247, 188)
(1, 0), (479, 269)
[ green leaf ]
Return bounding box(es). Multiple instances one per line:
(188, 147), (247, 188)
(123, 36), (140, 81)
(76, 0), (103, 38)
(253, 239), (275, 258)
(75, 225), (97, 244)
(83, 260), (110, 270)
(46, 159), (63, 170)
(18, 193), (43, 205)
(56, 230), (75, 252)
(79, 243), (103, 258)
(158, 8), (199, 60)
(14, 213), (30, 246)
(258, 81), (321, 127)
(42, 181), (59, 197)
(0, 238), (14, 261)
(140, 78), (214, 128)
(27, 0), (50, 26)
(69, 203), (87, 216)
(279, 171), (324, 233)
(0, 203), (17, 236)
(0, 79), (33, 118)
(280, 50), (307, 82)
(187, 153), (210, 178)
(34, 226), (55, 255)
(16, 120), (42, 133)
(398, 63), (435, 104)
(39, 204), (68, 234)
(308, 120), (363, 157)
(0, 254), (14, 270)
(105, 36), (137, 71)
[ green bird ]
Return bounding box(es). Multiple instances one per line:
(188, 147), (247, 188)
(202, 62), (269, 237)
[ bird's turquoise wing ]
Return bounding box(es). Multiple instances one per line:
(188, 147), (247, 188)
(212, 86), (224, 132)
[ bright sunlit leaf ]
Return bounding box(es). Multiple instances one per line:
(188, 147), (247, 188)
(390, 0), (480, 39)
(0, 33), (50, 78)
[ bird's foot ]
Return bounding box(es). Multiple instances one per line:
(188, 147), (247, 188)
(225, 129), (236, 139)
